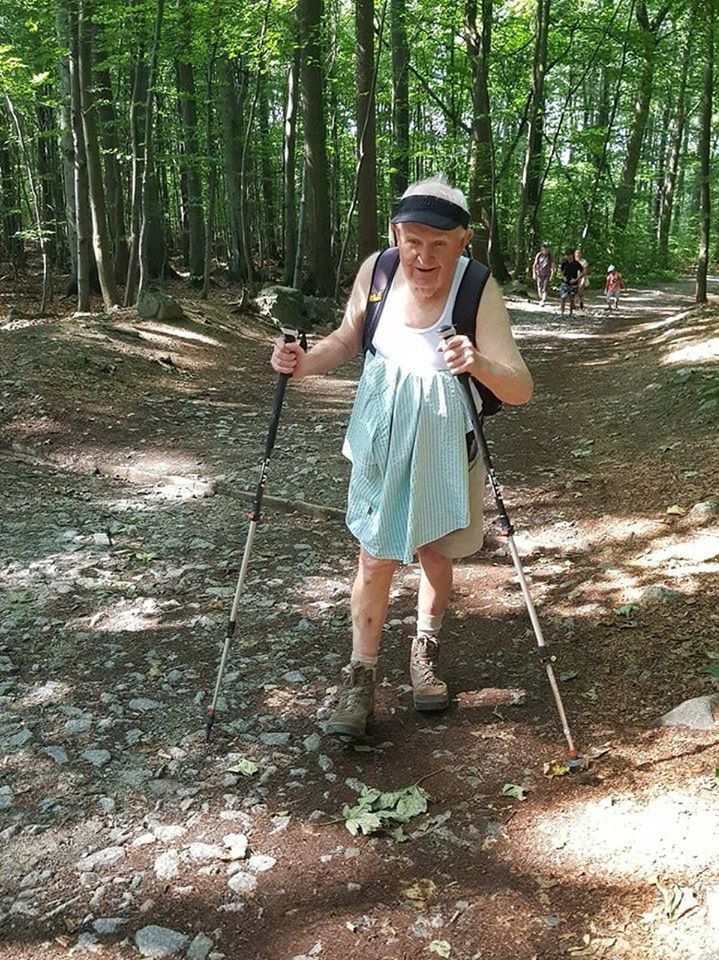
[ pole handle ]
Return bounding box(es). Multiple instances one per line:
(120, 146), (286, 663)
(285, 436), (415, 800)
(250, 326), (305, 521)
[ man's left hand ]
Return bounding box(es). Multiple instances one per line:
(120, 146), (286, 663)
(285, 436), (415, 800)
(439, 334), (477, 376)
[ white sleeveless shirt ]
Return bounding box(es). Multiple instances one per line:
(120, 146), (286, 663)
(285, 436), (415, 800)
(371, 256), (470, 372)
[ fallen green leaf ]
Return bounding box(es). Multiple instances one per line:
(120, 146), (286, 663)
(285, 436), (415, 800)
(560, 670), (578, 682)
(571, 448), (592, 458)
(615, 604), (638, 617)
(342, 781), (431, 837)
(227, 758), (259, 777)
(428, 940), (451, 957)
(501, 783), (529, 801)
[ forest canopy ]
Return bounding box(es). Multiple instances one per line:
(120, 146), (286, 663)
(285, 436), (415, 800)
(0, 0), (715, 310)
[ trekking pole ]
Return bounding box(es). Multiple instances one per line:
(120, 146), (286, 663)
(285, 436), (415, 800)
(205, 325), (306, 742)
(438, 326), (583, 768)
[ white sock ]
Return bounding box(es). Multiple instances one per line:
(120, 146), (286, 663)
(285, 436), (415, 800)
(416, 612), (444, 638)
(351, 652), (378, 668)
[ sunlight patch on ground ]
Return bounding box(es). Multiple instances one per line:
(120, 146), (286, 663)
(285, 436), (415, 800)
(16, 679), (72, 709)
(510, 515), (715, 613)
(531, 788), (719, 879)
(661, 335), (719, 366)
(72, 597), (164, 633)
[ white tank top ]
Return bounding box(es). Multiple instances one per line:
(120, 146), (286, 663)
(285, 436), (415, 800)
(371, 257), (470, 373)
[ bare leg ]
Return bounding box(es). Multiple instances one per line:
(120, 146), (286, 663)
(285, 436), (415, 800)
(417, 544), (453, 622)
(350, 547), (398, 659)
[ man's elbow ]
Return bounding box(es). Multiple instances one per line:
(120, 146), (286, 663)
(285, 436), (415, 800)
(504, 373), (534, 406)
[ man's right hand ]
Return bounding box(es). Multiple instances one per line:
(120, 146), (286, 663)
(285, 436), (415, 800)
(271, 337), (306, 377)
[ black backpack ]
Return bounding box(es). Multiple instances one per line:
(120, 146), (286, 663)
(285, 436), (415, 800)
(361, 247), (502, 417)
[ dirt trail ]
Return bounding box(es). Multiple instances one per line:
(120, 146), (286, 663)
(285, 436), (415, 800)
(1, 278), (718, 960)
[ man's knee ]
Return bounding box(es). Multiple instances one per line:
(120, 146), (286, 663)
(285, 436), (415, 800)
(417, 544), (453, 572)
(357, 548), (398, 580)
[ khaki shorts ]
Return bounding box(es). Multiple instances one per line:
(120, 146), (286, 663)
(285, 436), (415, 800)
(430, 455), (486, 559)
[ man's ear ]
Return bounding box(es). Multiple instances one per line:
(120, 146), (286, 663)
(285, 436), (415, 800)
(388, 223), (398, 247)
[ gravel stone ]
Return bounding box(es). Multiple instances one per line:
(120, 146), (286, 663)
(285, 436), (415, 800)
(134, 925), (189, 958)
(128, 697), (162, 712)
(93, 917), (127, 935)
(81, 749), (112, 768)
(187, 842), (225, 861)
(64, 716), (92, 735)
(43, 745), (69, 765)
(227, 871), (257, 895)
(259, 732), (291, 746)
(154, 849), (180, 879)
(187, 933), (215, 960)
(77, 846), (125, 872)
(655, 694), (719, 730)
(223, 833), (249, 859)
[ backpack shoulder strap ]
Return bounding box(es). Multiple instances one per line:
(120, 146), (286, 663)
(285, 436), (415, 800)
(451, 258), (502, 417)
(362, 248), (400, 355)
(452, 258), (490, 339)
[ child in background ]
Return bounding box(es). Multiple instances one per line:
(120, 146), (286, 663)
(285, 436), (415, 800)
(604, 265), (625, 310)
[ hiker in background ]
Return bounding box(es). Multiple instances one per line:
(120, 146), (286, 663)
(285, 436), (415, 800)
(558, 248), (582, 316)
(605, 265), (625, 311)
(575, 248), (589, 311)
(271, 175), (533, 739)
(532, 241), (555, 306)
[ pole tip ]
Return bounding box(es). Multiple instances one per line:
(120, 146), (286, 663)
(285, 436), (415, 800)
(205, 709), (215, 743)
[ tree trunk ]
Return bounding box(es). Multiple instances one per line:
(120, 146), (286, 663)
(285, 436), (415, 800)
(514, 0), (550, 278)
(465, 0), (509, 279)
(658, 15), (694, 268)
(612, 1), (673, 232)
(0, 138), (26, 276)
(218, 58), (247, 281)
(175, 0), (206, 286)
(695, 0), (713, 304)
(257, 70), (277, 262)
(56, 13), (77, 280)
(96, 66), (129, 283)
(138, 0), (165, 299)
(124, 51), (145, 304)
(5, 96), (52, 312)
(69, 0), (91, 310)
(298, 0), (335, 295)
(282, 47), (300, 285)
(78, 0), (119, 309)
(355, 0), (378, 260)
(201, 49), (217, 300)
(390, 0), (410, 200)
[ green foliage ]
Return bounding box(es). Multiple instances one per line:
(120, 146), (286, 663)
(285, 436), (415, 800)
(342, 781), (431, 837)
(0, 0), (715, 297)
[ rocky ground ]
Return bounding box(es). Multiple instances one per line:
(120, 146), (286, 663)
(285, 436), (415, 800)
(1, 274), (719, 960)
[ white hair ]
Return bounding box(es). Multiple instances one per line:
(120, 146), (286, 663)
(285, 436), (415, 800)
(402, 174), (469, 213)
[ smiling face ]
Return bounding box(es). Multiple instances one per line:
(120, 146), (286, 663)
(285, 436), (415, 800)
(393, 221), (472, 300)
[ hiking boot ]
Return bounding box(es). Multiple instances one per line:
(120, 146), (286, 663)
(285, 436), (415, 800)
(410, 636), (449, 711)
(326, 662), (375, 738)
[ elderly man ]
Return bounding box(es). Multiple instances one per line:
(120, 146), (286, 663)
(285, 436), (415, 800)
(271, 176), (533, 738)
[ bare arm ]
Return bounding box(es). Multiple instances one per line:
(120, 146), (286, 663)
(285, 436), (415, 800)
(271, 254), (377, 378)
(440, 276), (534, 406)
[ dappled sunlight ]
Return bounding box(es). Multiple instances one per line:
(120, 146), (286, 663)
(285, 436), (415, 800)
(528, 786), (719, 879)
(15, 679), (73, 709)
(662, 335), (719, 366)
